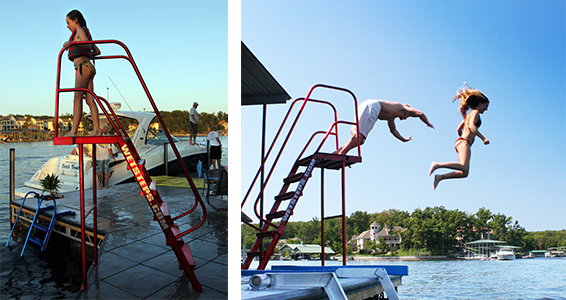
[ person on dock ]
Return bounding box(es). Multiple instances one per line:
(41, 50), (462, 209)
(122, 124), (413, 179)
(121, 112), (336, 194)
(189, 102), (199, 145)
(206, 126), (223, 172)
(95, 133), (115, 189)
(62, 9), (101, 136)
(335, 99), (434, 155)
(429, 84), (490, 190)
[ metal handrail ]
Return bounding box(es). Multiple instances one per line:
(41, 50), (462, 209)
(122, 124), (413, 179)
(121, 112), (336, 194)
(241, 84), (359, 229)
(54, 40), (206, 237)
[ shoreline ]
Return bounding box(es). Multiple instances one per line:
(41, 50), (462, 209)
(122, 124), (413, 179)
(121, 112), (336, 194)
(1, 132), (227, 143)
(349, 255), (455, 261)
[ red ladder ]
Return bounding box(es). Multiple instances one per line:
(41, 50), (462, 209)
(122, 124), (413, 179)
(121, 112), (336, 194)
(53, 40), (205, 292)
(242, 84), (361, 270)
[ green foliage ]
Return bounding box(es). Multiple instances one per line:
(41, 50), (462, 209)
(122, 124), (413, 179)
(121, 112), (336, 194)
(240, 207), (564, 258)
(159, 110), (228, 134)
(39, 173), (61, 195)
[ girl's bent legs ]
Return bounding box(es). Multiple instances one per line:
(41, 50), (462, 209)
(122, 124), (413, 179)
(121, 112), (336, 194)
(432, 142), (471, 190)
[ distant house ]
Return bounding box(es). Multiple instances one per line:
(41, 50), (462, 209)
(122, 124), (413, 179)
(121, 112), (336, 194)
(1, 115), (17, 131)
(279, 242), (335, 260)
(218, 120), (228, 133)
(352, 221), (405, 251)
(1, 115), (37, 130)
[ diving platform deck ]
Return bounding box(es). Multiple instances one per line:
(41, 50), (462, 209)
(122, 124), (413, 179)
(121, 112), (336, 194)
(241, 265), (407, 300)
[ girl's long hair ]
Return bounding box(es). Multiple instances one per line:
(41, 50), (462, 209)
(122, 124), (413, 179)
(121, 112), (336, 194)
(452, 83), (489, 118)
(67, 9), (87, 28)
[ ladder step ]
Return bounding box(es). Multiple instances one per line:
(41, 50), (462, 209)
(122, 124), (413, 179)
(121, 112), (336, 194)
(274, 192), (295, 202)
(323, 214), (344, 221)
(266, 211), (287, 220)
(246, 251), (265, 257)
(28, 236), (44, 247)
(34, 223), (49, 232)
(297, 153), (362, 170)
(283, 172), (305, 184)
(179, 244), (196, 270)
(256, 231), (276, 238)
(170, 223), (183, 243)
(38, 206), (54, 212)
(127, 158), (146, 170)
(154, 202), (170, 221)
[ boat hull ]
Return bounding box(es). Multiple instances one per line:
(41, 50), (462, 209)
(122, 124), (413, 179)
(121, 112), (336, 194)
(15, 142), (207, 198)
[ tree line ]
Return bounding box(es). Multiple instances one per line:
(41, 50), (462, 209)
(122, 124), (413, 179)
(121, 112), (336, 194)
(242, 206), (566, 256)
(3, 110), (228, 135)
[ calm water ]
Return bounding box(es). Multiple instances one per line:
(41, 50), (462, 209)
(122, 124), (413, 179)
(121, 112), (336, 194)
(0, 137), (227, 299)
(250, 257), (566, 299)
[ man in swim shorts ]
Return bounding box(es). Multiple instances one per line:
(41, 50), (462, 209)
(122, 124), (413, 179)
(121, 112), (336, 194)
(335, 100), (434, 155)
(189, 102), (199, 145)
(95, 125), (115, 189)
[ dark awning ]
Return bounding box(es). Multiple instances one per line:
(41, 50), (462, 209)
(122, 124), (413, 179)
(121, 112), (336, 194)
(241, 42), (291, 105)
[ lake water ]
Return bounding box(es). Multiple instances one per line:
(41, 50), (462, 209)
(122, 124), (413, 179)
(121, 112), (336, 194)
(248, 257), (566, 299)
(0, 136), (227, 299)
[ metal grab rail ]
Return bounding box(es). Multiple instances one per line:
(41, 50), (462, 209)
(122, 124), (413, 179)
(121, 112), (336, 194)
(54, 39), (207, 236)
(241, 84), (359, 229)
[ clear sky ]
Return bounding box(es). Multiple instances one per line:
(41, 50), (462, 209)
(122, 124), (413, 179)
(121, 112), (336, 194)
(241, 0), (565, 232)
(0, 0), (227, 116)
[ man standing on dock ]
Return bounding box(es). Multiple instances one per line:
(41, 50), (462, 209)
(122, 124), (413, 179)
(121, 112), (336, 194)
(189, 102), (199, 145)
(336, 100), (434, 155)
(96, 125), (115, 189)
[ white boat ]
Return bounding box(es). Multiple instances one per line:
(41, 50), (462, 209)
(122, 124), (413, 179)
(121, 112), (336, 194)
(496, 247), (516, 260)
(15, 109), (207, 197)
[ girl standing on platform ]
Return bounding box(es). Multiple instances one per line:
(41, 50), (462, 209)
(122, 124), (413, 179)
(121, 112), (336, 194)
(429, 84), (490, 190)
(62, 9), (101, 136)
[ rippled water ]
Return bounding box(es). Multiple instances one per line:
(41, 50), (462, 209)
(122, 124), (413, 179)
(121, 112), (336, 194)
(0, 137), (228, 299)
(253, 258), (566, 299)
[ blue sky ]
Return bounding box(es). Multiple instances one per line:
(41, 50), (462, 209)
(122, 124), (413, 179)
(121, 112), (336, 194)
(0, 0), (227, 116)
(241, 0), (565, 232)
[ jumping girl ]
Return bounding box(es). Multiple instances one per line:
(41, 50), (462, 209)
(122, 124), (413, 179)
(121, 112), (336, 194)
(429, 84), (490, 190)
(62, 9), (101, 136)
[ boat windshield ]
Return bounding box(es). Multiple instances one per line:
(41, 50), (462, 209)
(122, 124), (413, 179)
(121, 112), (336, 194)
(118, 117), (139, 137)
(146, 117), (179, 145)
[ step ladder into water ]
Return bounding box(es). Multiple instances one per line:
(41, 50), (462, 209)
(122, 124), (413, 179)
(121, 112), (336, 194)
(6, 192), (76, 257)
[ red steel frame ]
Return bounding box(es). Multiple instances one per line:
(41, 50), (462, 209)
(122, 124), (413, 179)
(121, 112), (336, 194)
(241, 84), (360, 269)
(52, 39), (206, 291)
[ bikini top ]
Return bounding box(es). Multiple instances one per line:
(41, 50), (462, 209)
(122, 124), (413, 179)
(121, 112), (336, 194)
(465, 113), (481, 129)
(68, 27), (93, 61)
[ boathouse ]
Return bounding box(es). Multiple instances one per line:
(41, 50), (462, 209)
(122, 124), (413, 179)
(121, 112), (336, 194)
(464, 239), (506, 259)
(280, 242), (336, 260)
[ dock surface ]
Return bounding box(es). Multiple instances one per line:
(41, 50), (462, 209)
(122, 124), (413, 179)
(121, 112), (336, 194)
(12, 181), (227, 299)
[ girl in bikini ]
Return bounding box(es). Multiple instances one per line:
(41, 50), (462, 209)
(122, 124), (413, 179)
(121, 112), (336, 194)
(62, 10), (102, 136)
(429, 84), (490, 190)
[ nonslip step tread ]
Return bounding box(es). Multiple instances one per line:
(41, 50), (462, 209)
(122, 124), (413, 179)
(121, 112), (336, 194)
(274, 191), (295, 202)
(283, 173), (305, 184)
(34, 223), (49, 232)
(28, 236), (44, 247)
(266, 211), (287, 220)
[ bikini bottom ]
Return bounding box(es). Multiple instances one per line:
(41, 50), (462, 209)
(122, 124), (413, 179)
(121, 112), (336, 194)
(455, 137), (469, 153)
(75, 60), (96, 77)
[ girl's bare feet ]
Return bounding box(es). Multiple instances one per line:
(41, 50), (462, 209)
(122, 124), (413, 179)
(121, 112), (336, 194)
(428, 162), (438, 176)
(88, 128), (102, 136)
(433, 174), (442, 190)
(65, 131), (78, 137)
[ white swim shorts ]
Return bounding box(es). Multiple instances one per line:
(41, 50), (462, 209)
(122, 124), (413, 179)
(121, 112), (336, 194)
(351, 99), (381, 139)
